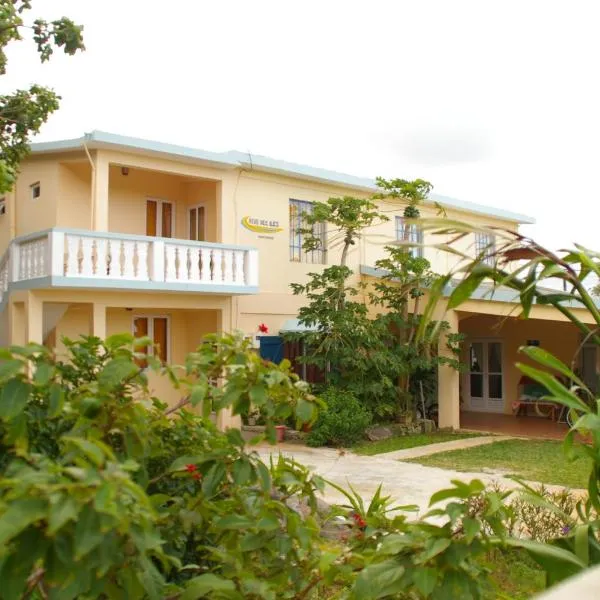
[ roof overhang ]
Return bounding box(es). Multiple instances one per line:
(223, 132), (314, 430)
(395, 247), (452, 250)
(29, 130), (536, 224)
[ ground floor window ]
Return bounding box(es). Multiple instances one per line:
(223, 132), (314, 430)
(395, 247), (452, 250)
(133, 315), (170, 365)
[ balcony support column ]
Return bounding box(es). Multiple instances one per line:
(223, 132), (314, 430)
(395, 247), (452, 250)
(91, 151), (110, 231)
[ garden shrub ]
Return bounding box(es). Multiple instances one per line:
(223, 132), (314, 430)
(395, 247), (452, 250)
(466, 482), (578, 542)
(306, 387), (371, 447)
(0, 334), (592, 598)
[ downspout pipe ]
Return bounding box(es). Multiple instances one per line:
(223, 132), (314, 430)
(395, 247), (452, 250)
(83, 138), (95, 230)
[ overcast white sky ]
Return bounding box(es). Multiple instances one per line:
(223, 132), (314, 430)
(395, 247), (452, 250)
(3, 0), (598, 251)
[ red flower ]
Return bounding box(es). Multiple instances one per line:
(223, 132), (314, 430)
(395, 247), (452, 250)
(192, 472), (202, 480)
(185, 464), (197, 473)
(258, 323), (269, 333)
(352, 512), (366, 529)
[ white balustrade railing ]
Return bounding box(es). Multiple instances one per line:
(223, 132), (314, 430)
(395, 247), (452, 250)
(0, 229), (259, 297)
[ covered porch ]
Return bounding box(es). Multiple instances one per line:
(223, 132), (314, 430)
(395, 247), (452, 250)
(3, 288), (239, 427)
(437, 296), (597, 431)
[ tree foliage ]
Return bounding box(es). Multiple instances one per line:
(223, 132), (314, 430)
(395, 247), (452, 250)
(288, 178), (461, 420)
(0, 332), (595, 597)
(0, 0), (85, 193)
(426, 223), (600, 586)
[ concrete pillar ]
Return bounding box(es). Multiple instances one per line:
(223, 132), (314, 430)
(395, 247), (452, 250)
(8, 300), (25, 346)
(92, 151), (110, 231)
(437, 308), (461, 429)
(216, 176), (237, 244)
(216, 300), (241, 430)
(25, 292), (43, 345)
(91, 303), (107, 339)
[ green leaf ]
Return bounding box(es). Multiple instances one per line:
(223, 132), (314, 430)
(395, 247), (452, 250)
(462, 517), (481, 542)
(519, 346), (586, 389)
(379, 534), (413, 555)
(181, 574), (237, 600)
(429, 479), (484, 506)
(98, 357), (139, 389)
(190, 381), (208, 407)
(105, 332), (134, 349)
(255, 461), (271, 492)
(517, 363), (590, 412)
(0, 379), (31, 419)
(33, 362), (53, 386)
(48, 496), (78, 535)
(48, 382), (65, 417)
(74, 505), (104, 560)
(0, 498), (47, 546)
(232, 458), (252, 486)
(353, 559), (406, 599)
(249, 384), (267, 406)
(138, 555), (165, 600)
(0, 359), (23, 380)
(295, 399), (314, 423)
(201, 462), (226, 497)
(240, 532), (268, 552)
(447, 271), (487, 309)
(574, 524), (590, 565)
(215, 514), (255, 530)
(502, 538), (586, 576)
(416, 538), (451, 563)
(412, 567), (438, 596)
(63, 436), (106, 467)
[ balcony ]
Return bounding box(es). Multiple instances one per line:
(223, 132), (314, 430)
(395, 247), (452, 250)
(0, 228), (259, 305)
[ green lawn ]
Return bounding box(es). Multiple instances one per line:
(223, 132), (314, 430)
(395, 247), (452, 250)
(354, 431), (484, 456)
(411, 439), (592, 489)
(483, 549), (545, 599)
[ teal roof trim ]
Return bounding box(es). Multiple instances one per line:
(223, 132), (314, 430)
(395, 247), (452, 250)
(29, 130), (535, 224)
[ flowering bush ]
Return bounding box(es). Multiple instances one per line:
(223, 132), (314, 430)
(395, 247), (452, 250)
(0, 334), (588, 598)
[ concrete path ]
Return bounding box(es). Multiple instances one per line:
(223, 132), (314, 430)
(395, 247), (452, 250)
(253, 443), (551, 515)
(379, 435), (513, 460)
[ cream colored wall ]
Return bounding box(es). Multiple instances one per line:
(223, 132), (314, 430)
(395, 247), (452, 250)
(54, 304), (95, 356)
(15, 158), (60, 237)
(51, 301), (220, 407)
(459, 313), (580, 414)
(58, 162), (92, 229)
(232, 169), (522, 338)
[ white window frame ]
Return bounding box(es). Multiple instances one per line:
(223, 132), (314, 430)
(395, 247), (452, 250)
(146, 197), (175, 238)
(289, 198), (327, 264)
(31, 182), (41, 200)
(474, 232), (496, 266)
(131, 314), (171, 363)
(467, 338), (504, 413)
(395, 216), (424, 258)
(187, 203), (207, 242)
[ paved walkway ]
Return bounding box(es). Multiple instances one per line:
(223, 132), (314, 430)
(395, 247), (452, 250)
(376, 435), (513, 460)
(254, 442), (569, 515)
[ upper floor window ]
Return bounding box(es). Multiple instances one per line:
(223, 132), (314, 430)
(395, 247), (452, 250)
(0, 198), (5, 216)
(395, 216), (423, 258)
(289, 199), (327, 264)
(31, 182), (41, 200)
(189, 205), (206, 241)
(133, 315), (169, 366)
(474, 232), (496, 266)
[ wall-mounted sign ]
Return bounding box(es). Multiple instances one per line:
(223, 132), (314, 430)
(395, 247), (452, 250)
(241, 216), (283, 234)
